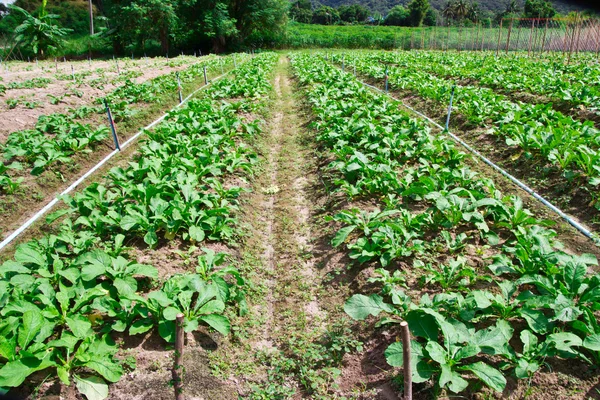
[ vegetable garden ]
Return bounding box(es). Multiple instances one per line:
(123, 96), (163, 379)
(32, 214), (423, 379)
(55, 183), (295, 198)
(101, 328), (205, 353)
(1, 49), (600, 399)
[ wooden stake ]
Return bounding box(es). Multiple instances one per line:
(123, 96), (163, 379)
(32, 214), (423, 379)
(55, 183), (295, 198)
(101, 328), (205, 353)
(401, 321), (412, 400)
(568, 14), (578, 64)
(505, 19), (513, 54)
(541, 19), (549, 54)
(173, 313), (185, 400)
(528, 19), (535, 56)
(496, 19), (503, 57)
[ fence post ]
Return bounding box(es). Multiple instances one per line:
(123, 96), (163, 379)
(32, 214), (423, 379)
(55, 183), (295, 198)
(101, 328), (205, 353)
(496, 19), (503, 57)
(575, 13), (583, 56)
(401, 321), (412, 400)
(541, 19), (549, 54)
(505, 18), (513, 54)
(528, 19), (535, 56)
(446, 23), (451, 52)
(172, 313), (185, 400)
(203, 66), (208, 85)
(71, 65), (75, 81)
(420, 28), (425, 50)
(103, 99), (120, 151)
(596, 20), (600, 60)
(568, 14), (578, 64)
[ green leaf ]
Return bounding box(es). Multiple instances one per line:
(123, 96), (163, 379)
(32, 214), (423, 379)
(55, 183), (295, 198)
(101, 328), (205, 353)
(119, 216), (139, 231)
(200, 314), (230, 335)
(439, 364), (468, 393)
(85, 359), (123, 383)
(163, 307), (181, 321)
(344, 294), (390, 320)
(583, 333), (600, 351)
(0, 357), (55, 387)
(425, 341), (447, 364)
(81, 263), (106, 281)
(129, 319), (154, 335)
(332, 225), (356, 247)
(144, 230), (158, 247)
(462, 361), (506, 392)
(18, 308), (44, 349)
(385, 340), (434, 383)
(14, 242), (46, 267)
(66, 316), (92, 339)
(405, 309), (440, 341)
(189, 225), (205, 242)
(74, 375), (109, 400)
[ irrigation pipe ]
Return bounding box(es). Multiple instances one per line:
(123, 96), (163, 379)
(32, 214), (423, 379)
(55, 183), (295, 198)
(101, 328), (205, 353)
(0, 67), (235, 252)
(356, 79), (598, 243)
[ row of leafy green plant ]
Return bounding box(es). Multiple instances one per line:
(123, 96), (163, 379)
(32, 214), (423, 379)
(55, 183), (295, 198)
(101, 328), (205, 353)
(0, 53), (277, 400)
(381, 51), (600, 117)
(329, 52), (600, 213)
(290, 53), (600, 397)
(0, 55), (240, 196)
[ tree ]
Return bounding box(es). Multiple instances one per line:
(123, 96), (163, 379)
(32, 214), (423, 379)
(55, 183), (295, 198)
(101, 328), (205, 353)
(104, 0), (179, 54)
(384, 5), (409, 26)
(339, 4), (370, 24)
(523, 0), (556, 19)
(10, 1), (72, 57)
(290, 0), (312, 24)
(312, 6), (340, 25)
(407, 0), (430, 27)
(423, 7), (437, 26)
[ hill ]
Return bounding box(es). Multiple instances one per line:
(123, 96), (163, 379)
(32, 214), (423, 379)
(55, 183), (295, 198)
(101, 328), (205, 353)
(312, 0), (599, 16)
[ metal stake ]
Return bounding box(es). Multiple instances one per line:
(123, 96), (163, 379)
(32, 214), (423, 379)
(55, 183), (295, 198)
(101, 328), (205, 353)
(103, 99), (120, 151)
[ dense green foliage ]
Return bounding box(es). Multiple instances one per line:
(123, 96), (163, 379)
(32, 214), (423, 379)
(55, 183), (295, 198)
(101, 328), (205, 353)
(0, 52), (277, 399)
(291, 52), (600, 396)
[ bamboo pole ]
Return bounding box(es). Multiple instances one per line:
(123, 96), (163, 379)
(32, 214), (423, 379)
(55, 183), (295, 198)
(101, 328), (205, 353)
(505, 19), (513, 54)
(568, 14), (578, 63)
(496, 19), (503, 57)
(420, 27), (425, 50)
(575, 14), (583, 55)
(596, 20), (600, 60)
(172, 314), (185, 400)
(528, 19), (535, 56)
(401, 321), (412, 400)
(541, 19), (549, 54)
(446, 23), (451, 51)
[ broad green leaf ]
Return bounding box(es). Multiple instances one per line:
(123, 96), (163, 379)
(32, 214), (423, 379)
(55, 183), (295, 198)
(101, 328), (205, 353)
(189, 225), (205, 242)
(163, 307), (181, 321)
(66, 316), (92, 339)
(81, 263), (106, 281)
(129, 319), (154, 335)
(462, 361), (506, 392)
(331, 226), (356, 247)
(144, 230), (158, 247)
(85, 359), (123, 383)
(344, 294), (390, 320)
(583, 333), (600, 351)
(385, 340), (434, 383)
(200, 314), (230, 335)
(439, 364), (468, 393)
(74, 375), (109, 400)
(18, 308), (44, 349)
(425, 341), (447, 364)
(0, 357), (54, 387)
(14, 242), (46, 267)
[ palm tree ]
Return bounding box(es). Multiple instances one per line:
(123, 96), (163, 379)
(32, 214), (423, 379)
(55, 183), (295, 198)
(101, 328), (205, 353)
(10, 0), (72, 57)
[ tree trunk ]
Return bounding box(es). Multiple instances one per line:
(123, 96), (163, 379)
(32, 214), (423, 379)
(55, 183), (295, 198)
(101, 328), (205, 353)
(160, 26), (169, 54)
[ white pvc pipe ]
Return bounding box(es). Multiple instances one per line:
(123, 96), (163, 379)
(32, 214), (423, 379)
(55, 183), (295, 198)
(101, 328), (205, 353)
(0, 68), (233, 252)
